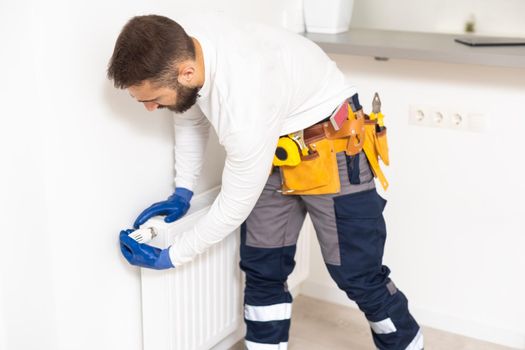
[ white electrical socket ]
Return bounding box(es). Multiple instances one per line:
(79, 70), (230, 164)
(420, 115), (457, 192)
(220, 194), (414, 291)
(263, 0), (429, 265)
(409, 106), (431, 127)
(448, 111), (469, 130)
(409, 105), (486, 132)
(430, 110), (448, 129)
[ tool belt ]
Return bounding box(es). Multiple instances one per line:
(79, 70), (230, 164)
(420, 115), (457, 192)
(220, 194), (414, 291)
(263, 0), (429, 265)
(273, 93), (390, 195)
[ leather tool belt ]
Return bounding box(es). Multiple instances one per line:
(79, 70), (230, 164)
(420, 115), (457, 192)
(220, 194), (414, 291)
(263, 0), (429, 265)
(273, 93), (390, 195)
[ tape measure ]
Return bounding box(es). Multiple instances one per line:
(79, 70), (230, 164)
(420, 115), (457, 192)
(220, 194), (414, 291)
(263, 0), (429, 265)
(273, 136), (302, 166)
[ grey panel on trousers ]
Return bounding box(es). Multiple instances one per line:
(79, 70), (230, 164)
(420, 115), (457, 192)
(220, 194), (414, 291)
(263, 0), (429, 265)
(302, 151), (376, 265)
(245, 150), (377, 262)
(245, 167), (307, 248)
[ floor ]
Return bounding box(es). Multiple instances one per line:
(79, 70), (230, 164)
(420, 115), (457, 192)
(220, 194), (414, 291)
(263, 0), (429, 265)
(230, 295), (516, 350)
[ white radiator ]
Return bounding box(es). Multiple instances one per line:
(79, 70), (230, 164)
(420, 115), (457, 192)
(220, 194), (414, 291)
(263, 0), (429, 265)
(141, 186), (312, 350)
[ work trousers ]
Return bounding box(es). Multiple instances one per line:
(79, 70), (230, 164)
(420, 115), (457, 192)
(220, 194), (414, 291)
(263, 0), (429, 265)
(239, 150), (423, 350)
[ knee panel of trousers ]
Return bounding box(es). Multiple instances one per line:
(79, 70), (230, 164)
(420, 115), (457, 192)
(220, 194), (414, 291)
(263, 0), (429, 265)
(326, 189), (392, 303)
(240, 244), (297, 282)
(240, 223), (296, 306)
(240, 223), (297, 281)
(331, 188), (388, 271)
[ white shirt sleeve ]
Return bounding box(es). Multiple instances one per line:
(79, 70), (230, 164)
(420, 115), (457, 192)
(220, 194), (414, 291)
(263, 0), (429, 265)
(168, 98), (284, 266)
(173, 104), (210, 192)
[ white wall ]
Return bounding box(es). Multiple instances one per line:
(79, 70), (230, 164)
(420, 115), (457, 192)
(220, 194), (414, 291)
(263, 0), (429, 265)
(0, 2), (59, 349)
(0, 0), (292, 349)
(302, 54), (525, 349)
(351, 0), (525, 37)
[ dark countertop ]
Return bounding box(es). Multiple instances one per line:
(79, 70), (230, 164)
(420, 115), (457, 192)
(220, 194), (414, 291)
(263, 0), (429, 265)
(303, 28), (525, 69)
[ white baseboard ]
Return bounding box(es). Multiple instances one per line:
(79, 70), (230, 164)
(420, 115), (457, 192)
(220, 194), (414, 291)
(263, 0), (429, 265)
(299, 281), (525, 350)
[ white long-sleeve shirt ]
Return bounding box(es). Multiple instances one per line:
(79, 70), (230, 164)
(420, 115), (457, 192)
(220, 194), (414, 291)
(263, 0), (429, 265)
(168, 16), (356, 266)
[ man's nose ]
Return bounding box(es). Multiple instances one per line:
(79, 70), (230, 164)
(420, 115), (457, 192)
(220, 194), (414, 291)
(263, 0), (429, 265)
(143, 102), (159, 111)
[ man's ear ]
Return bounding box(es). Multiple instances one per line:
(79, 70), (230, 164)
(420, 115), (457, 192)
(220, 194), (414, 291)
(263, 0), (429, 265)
(177, 62), (196, 85)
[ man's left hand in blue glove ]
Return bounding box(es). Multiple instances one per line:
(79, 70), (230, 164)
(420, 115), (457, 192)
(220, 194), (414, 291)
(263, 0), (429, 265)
(119, 229), (174, 270)
(133, 187), (193, 229)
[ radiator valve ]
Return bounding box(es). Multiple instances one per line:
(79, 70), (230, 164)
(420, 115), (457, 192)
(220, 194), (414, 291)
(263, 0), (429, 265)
(129, 227), (158, 244)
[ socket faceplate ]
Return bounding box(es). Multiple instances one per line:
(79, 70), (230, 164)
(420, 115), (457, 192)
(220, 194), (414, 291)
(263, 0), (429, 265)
(409, 105), (486, 132)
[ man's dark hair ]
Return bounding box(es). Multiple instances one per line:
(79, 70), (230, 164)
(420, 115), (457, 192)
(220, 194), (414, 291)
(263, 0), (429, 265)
(107, 15), (195, 89)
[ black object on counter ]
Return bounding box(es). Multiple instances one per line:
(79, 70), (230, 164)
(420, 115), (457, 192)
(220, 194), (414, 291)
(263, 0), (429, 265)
(455, 36), (525, 47)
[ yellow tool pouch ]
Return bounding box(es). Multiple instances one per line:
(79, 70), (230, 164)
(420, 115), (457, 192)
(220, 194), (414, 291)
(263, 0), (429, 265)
(362, 119), (389, 190)
(369, 109), (390, 166)
(280, 138), (340, 195)
(375, 127), (389, 166)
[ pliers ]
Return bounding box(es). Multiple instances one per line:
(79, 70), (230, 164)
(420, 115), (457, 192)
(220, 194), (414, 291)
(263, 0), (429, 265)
(369, 92), (385, 131)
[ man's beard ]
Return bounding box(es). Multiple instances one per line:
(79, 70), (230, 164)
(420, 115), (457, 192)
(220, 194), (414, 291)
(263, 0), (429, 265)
(159, 81), (201, 114)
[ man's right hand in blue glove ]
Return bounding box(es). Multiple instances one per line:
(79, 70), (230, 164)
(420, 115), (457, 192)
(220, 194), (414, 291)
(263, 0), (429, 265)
(133, 187), (193, 229)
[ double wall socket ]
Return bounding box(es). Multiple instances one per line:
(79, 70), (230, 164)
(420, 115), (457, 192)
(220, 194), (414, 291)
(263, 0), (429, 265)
(409, 105), (487, 132)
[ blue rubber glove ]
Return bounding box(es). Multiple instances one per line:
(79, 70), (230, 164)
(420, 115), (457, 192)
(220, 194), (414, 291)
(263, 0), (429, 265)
(133, 187), (193, 229)
(119, 229), (174, 270)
